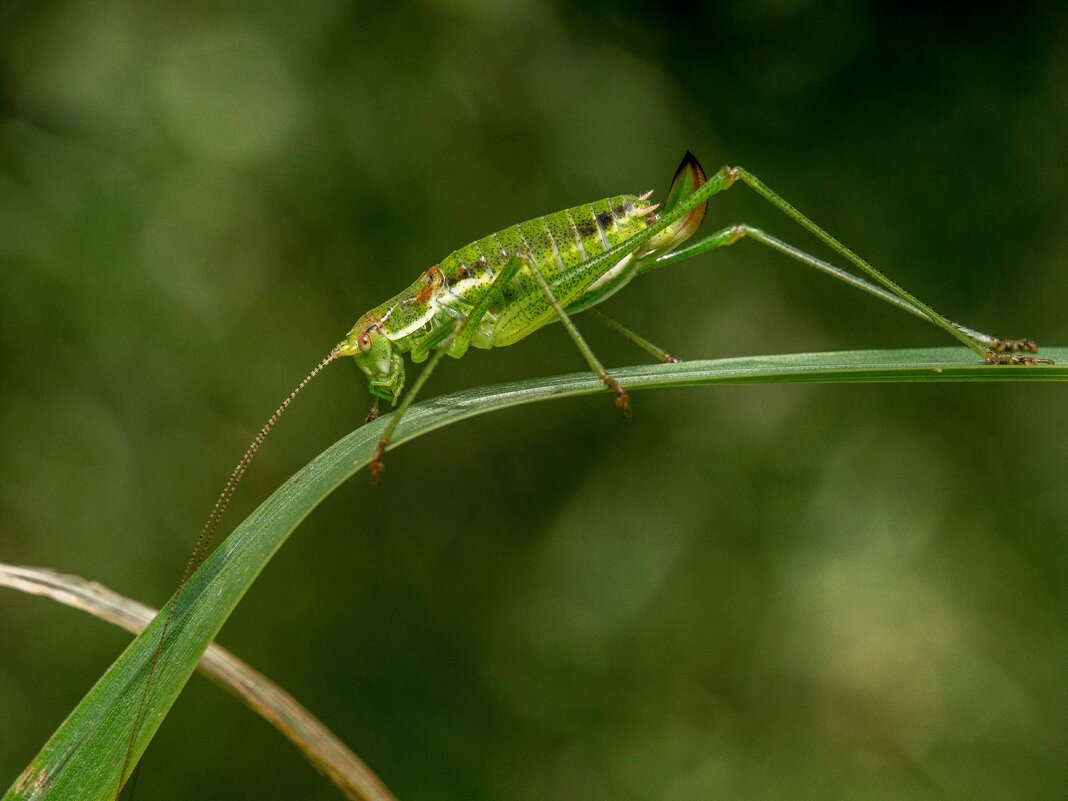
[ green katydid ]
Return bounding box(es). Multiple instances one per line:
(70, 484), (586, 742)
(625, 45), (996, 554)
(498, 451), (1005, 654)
(116, 152), (1050, 796)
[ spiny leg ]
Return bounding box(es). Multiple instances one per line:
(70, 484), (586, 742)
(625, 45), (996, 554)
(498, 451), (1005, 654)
(369, 256), (527, 483)
(641, 222), (1052, 365)
(643, 223), (950, 328)
(733, 168), (997, 358)
(586, 307), (680, 364)
(727, 228), (1038, 356)
(522, 253), (632, 415)
(730, 168), (1054, 363)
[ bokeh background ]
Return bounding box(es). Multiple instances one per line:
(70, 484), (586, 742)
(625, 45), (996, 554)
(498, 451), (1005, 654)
(2, 1), (1067, 799)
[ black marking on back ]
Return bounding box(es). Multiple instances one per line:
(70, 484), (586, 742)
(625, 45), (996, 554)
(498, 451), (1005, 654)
(575, 220), (596, 238)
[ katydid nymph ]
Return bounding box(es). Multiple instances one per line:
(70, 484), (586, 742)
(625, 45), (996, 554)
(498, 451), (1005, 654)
(117, 152), (1051, 796)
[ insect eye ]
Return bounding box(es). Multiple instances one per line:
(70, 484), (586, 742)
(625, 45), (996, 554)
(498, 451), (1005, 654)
(357, 333), (372, 353)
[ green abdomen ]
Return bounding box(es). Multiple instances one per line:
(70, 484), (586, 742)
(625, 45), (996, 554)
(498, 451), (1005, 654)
(368, 193), (656, 358)
(437, 194), (654, 347)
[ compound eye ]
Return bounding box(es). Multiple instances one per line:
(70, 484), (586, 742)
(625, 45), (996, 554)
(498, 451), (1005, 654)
(357, 332), (372, 353)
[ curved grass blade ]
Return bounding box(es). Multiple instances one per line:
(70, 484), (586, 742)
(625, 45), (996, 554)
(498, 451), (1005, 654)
(6, 347), (1066, 800)
(0, 563), (397, 801)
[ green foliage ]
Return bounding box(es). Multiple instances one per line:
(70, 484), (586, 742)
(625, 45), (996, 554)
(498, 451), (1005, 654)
(6, 348), (1066, 800)
(3, 7), (1067, 798)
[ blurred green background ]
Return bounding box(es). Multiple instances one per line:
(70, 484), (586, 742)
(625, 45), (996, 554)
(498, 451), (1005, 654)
(2, 1), (1067, 798)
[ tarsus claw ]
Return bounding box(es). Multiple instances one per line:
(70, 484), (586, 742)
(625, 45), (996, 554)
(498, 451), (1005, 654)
(986, 353), (1055, 365)
(369, 440), (387, 486)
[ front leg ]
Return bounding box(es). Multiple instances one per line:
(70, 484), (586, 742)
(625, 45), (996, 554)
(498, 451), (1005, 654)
(364, 397), (381, 423)
(369, 256), (527, 484)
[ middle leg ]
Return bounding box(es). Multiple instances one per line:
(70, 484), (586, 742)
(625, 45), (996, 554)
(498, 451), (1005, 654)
(585, 307), (680, 364)
(522, 253), (632, 416)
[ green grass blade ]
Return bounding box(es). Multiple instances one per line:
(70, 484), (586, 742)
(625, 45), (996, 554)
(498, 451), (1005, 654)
(7, 347), (1066, 800)
(0, 563), (397, 801)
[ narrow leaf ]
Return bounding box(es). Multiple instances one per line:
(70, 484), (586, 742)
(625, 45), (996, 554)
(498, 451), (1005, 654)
(7, 347), (1066, 800)
(0, 563), (397, 801)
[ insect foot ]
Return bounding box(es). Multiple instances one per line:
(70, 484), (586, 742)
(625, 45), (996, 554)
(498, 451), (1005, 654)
(986, 353), (1056, 365)
(604, 378), (632, 418)
(991, 336), (1039, 354)
(369, 439), (387, 486)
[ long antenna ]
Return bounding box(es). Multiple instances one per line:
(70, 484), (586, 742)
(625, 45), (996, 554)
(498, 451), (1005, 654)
(117, 347), (342, 798)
